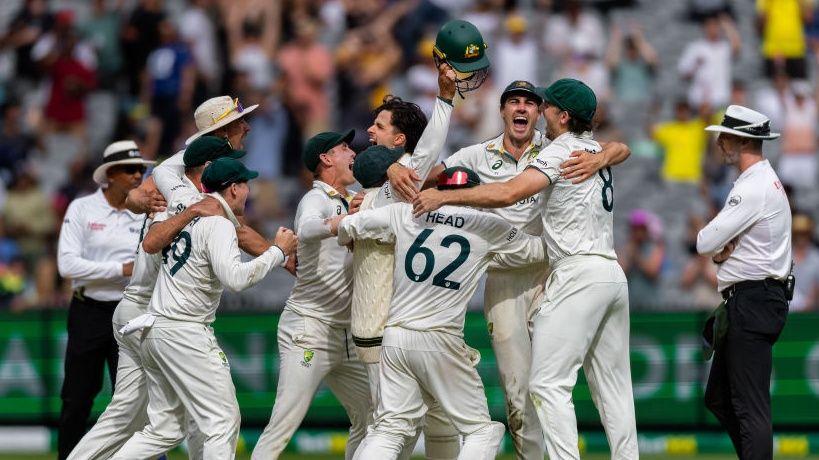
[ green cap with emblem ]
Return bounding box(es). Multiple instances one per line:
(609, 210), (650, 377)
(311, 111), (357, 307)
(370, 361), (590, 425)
(540, 78), (597, 123)
(183, 136), (245, 168)
(302, 129), (356, 172)
(201, 157), (258, 191)
(501, 80), (543, 105)
(433, 19), (490, 97)
(353, 144), (404, 188)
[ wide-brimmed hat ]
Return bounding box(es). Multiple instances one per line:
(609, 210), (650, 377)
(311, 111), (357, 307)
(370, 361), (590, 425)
(705, 105), (780, 140)
(92, 140), (155, 185)
(185, 96), (259, 145)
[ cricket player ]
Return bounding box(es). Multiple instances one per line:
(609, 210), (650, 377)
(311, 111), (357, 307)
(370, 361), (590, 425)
(252, 131), (372, 460)
(111, 158), (297, 459)
(413, 79), (639, 460)
(414, 80), (631, 459)
(336, 166), (547, 460)
(351, 62), (466, 459)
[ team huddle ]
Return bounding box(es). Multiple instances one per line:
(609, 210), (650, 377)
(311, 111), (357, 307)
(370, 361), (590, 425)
(59, 19), (641, 460)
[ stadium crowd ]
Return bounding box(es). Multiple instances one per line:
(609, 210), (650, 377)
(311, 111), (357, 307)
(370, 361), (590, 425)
(0, 0), (817, 312)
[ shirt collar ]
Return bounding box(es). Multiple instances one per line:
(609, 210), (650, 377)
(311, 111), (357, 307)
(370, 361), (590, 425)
(313, 180), (353, 203)
(207, 192), (241, 227)
(734, 159), (769, 185)
(486, 130), (547, 163)
(94, 188), (140, 218)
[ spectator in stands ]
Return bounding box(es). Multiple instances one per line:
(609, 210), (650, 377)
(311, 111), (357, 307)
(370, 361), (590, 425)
(0, 221), (25, 310)
(606, 22), (657, 142)
(0, 100), (35, 186)
(3, 166), (60, 310)
(229, 18), (277, 97)
(791, 213), (819, 312)
(121, 0), (166, 96)
(754, 68), (791, 134)
(78, 0), (125, 86)
(619, 208), (665, 310)
(778, 80), (817, 190)
(492, 13), (538, 93)
(678, 14), (741, 110)
(141, 19), (195, 159)
(688, 0), (734, 23)
(553, 40), (610, 106)
(406, 37), (439, 117)
(178, 0), (221, 102)
(680, 210), (721, 310)
(278, 18), (335, 136)
(1, 0), (53, 92)
(543, 0), (605, 61)
(757, 0), (811, 79)
(653, 99), (708, 184)
(31, 10), (97, 158)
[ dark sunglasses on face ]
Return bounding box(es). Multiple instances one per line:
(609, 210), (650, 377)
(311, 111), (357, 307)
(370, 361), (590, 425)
(120, 164), (147, 175)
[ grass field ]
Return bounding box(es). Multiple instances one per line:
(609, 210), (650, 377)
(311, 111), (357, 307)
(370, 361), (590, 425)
(5, 455), (819, 460)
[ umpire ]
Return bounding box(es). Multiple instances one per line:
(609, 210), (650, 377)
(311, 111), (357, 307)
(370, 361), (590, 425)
(56, 140), (155, 459)
(697, 105), (792, 460)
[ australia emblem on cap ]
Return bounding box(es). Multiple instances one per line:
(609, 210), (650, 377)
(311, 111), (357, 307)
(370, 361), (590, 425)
(464, 43), (480, 58)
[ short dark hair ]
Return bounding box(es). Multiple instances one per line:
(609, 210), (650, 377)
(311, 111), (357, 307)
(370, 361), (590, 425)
(567, 115), (593, 134)
(372, 95), (427, 153)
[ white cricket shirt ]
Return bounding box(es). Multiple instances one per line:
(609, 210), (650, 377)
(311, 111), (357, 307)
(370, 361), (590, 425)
(697, 159), (792, 291)
(528, 131), (617, 264)
(443, 131), (548, 236)
(153, 149), (187, 202)
(286, 181), (354, 328)
(121, 215), (161, 305)
(338, 203), (545, 336)
(148, 192), (284, 324)
(372, 97), (453, 207)
(57, 189), (144, 301)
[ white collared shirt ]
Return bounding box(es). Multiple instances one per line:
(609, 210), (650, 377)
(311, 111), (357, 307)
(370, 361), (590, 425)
(697, 159), (792, 291)
(286, 180), (354, 328)
(528, 131), (617, 264)
(57, 189), (144, 301)
(443, 131), (548, 236)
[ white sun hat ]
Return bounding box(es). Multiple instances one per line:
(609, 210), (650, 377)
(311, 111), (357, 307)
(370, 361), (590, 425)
(184, 96), (259, 145)
(705, 105), (780, 140)
(92, 140), (156, 185)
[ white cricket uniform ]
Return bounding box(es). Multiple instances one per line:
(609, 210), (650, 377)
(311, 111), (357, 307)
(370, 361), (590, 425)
(340, 203), (546, 460)
(253, 181), (372, 460)
(442, 131), (549, 459)
(112, 193), (285, 460)
(526, 131), (637, 460)
(352, 98), (462, 459)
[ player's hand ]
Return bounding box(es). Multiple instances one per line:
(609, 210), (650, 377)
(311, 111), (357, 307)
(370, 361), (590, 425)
(712, 240), (736, 264)
(189, 196), (224, 217)
(127, 187), (167, 214)
(122, 261), (135, 277)
(438, 62), (457, 101)
(285, 252), (298, 276)
(560, 150), (605, 184)
(326, 215), (345, 235)
(412, 189), (445, 217)
(273, 227), (298, 258)
(349, 192), (365, 215)
(387, 163), (420, 201)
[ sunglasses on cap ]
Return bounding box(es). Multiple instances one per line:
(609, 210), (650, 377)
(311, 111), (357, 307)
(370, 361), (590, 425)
(214, 98), (245, 123)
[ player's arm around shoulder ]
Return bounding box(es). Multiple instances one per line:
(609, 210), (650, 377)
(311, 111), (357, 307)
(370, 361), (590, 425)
(336, 203), (401, 246)
(477, 211), (546, 268)
(560, 140), (630, 184)
(295, 190), (339, 243)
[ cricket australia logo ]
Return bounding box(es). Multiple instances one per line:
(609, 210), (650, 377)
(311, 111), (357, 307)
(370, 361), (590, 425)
(218, 351), (230, 368)
(301, 350), (315, 368)
(464, 43), (480, 58)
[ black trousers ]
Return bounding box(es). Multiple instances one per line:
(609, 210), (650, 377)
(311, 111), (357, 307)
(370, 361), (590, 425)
(57, 294), (119, 460)
(704, 280), (789, 460)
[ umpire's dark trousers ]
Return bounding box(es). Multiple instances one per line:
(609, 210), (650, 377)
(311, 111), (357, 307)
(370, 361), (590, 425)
(704, 279), (788, 460)
(57, 292), (119, 460)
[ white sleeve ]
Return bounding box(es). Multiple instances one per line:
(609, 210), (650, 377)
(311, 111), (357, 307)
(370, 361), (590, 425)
(153, 152), (186, 199)
(57, 201), (123, 281)
(697, 187), (762, 255)
(442, 145), (474, 170)
(482, 213), (546, 267)
(677, 44), (699, 75)
(408, 97), (453, 184)
(337, 205), (397, 246)
(528, 144), (564, 184)
(295, 193), (335, 242)
(207, 219), (284, 292)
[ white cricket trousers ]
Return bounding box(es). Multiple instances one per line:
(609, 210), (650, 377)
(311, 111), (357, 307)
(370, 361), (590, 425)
(354, 327), (504, 460)
(484, 264), (548, 460)
(528, 255), (638, 460)
(111, 318), (240, 460)
(252, 309), (372, 460)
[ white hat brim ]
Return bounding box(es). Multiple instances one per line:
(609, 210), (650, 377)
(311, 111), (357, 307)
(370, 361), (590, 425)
(93, 158), (157, 185)
(705, 124), (781, 140)
(184, 104), (259, 146)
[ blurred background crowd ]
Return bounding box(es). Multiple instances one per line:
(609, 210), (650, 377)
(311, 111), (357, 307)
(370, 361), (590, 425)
(0, 0), (817, 313)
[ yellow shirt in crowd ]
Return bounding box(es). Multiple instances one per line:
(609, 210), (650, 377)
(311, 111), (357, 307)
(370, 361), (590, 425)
(757, 0), (807, 58)
(653, 119), (707, 183)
